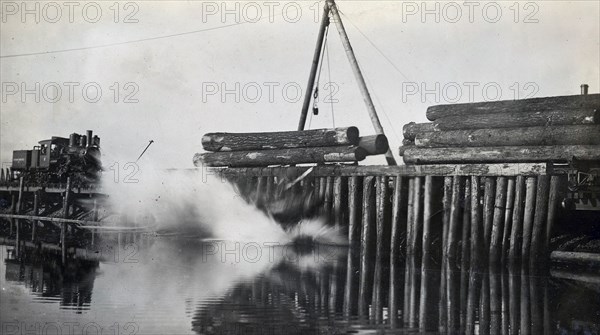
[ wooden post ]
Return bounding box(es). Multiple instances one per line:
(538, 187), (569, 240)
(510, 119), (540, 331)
(483, 177), (496, 259)
(545, 175), (561, 250)
(489, 177), (508, 264)
(509, 176), (526, 261)
(298, 2), (330, 131)
(333, 176), (343, 227)
(371, 176), (387, 323)
(325, 176), (334, 220)
(347, 176), (360, 243)
(319, 177), (327, 215)
(446, 176), (462, 262)
(403, 177), (415, 325)
(265, 176), (274, 203)
(32, 191), (39, 242)
(466, 176), (482, 334)
(419, 175), (434, 330)
(521, 177), (538, 259)
(358, 176), (375, 319)
(501, 178), (516, 263)
(326, 0), (397, 165)
(438, 176), (453, 332)
(389, 176), (404, 327)
(343, 248), (356, 318)
(409, 177), (422, 328)
(61, 177), (72, 265)
(16, 176), (24, 214)
(255, 176), (265, 205)
(530, 175), (550, 265)
(459, 178), (471, 331)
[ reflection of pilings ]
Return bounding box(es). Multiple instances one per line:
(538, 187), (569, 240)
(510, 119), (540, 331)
(508, 265), (519, 335)
(501, 268), (509, 335)
(489, 266), (501, 335)
(358, 176), (375, 318)
(520, 266), (530, 335)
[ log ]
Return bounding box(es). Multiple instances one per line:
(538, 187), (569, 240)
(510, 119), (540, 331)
(433, 108), (600, 130)
(403, 122), (435, 140)
(415, 125), (600, 147)
(389, 176), (404, 327)
(358, 176), (375, 318)
(501, 178), (515, 263)
(403, 145), (600, 164)
(426, 94), (600, 121)
(194, 146), (367, 167)
(419, 175), (434, 330)
(358, 135), (389, 155)
(551, 251), (600, 266)
(201, 127), (359, 151)
(530, 175), (550, 265)
(489, 177), (507, 264)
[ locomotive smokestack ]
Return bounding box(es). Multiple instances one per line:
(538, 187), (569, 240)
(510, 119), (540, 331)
(69, 133), (77, 147)
(86, 130), (93, 147)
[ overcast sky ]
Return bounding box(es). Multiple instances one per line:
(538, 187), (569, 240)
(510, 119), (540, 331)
(1, 0), (598, 169)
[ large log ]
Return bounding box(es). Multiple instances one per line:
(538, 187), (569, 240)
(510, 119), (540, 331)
(426, 94), (600, 121)
(402, 145), (600, 164)
(433, 109), (600, 131)
(403, 122), (435, 140)
(415, 124), (600, 148)
(194, 146), (367, 167)
(358, 135), (389, 155)
(201, 127), (359, 152)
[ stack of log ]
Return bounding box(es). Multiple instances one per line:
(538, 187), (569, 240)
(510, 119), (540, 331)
(400, 94), (600, 164)
(194, 127), (390, 167)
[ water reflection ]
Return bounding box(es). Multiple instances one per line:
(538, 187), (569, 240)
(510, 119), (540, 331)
(1, 237), (599, 334)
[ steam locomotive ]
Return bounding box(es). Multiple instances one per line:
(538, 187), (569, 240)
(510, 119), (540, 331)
(11, 130), (102, 185)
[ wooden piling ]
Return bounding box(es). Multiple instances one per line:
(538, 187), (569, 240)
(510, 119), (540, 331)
(32, 191), (39, 241)
(438, 176), (453, 332)
(466, 176), (482, 334)
(389, 176), (404, 327)
(545, 175), (561, 250)
(347, 176), (361, 243)
(358, 176), (375, 319)
(333, 176), (343, 227)
(530, 175), (550, 265)
(489, 177), (508, 264)
(509, 176), (525, 261)
(446, 176), (462, 262)
(325, 176), (334, 220)
(521, 177), (537, 259)
(61, 177), (72, 265)
(265, 176), (274, 203)
(418, 176), (434, 330)
(459, 178), (471, 330)
(403, 177), (415, 325)
(501, 178), (515, 263)
(483, 177), (496, 258)
(371, 176), (387, 323)
(255, 176), (265, 204)
(16, 177), (24, 214)
(409, 177), (422, 328)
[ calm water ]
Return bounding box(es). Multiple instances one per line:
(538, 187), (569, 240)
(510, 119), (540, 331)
(1, 235), (599, 335)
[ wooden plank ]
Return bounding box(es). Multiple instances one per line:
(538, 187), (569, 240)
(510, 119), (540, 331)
(415, 125), (600, 147)
(195, 146), (367, 167)
(201, 127), (359, 151)
(403, 145), (600, 164)
(212, 163), (548, 178)
(433, 108), (600, 130)
(426, 94), (600, 121)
